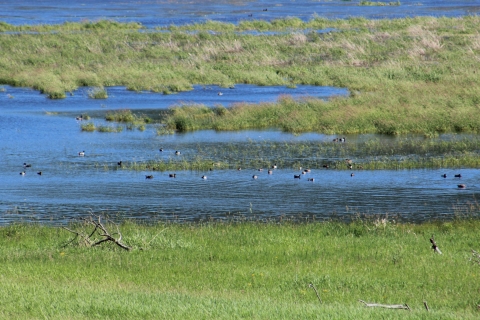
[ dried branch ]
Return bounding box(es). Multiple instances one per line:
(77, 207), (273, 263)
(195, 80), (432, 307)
(430, 235), (442, 254)
(359, 300), (410, 310)
(424, 301), (429, 311)
(61, 213), (131, 251)
(308, 283), (322, 304)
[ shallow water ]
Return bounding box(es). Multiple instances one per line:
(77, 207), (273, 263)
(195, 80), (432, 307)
(1, 1), (480, 224)
(1, 0), (480, 28)
(1, 85), (478, 224)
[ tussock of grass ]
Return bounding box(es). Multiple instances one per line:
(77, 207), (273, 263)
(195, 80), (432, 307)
(0, 219), (479, 318)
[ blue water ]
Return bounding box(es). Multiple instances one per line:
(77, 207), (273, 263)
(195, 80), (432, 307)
(0, 1), (479, 224)
(1, 1), (480, 28)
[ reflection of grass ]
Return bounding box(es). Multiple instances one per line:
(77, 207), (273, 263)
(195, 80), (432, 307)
(1, 219), (479, 318)
(359, 1), (400, 5)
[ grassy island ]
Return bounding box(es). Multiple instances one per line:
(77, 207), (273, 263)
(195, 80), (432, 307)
(1, 16), (480, 134)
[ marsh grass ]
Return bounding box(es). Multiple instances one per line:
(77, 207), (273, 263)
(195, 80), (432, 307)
(97, 124), (123, 133)
(80, 122), (96, 132)
(88, 86), (108, 99)
(0, 219), (479, 318)
(2, 17), (480, 134)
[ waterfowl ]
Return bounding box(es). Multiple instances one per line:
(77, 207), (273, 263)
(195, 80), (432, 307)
(217, 92), (223, 96)
(268, 169), (273, 175)
(301, 171), (306, 175)
(271, 164), (277, 169)
(332, 138), (338, 142)
(75, 115), (83, 121)
(19, 171), (26, 176)
(304, 169), (311, 173)
(23, 163), (32, 168)
(169, 173), (176, 178)
(202, 175), (207, 180)
(159, 148), (163, 152)
(322, 164), (329, 169)
(351, 173), (355, 177)
(294, 174), (301, 179)
(442, 174), (447, 178)
(308, 178), (314, 182)
(37, 171), (42, 175)
(175, 151), (181, 155)
(78, 151), (85, 156)
(145, 175), (154, 179)
(258, 168), (263, 172)
(458, 184), (466, 189)
(340, 137), (346, 142)
(455, 174), (462, 178)
(348, 164), (353, 170)
(117, 161), (122, 166)
(237, 167), (242, 171)
(252, 175), (258, 179)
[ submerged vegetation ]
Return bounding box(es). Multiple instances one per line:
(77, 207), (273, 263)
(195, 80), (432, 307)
(1, 16), (480, 134)
(0, 219), (479, 318)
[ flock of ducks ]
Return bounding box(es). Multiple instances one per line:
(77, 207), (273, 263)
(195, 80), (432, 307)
(18, 149), (468, 189)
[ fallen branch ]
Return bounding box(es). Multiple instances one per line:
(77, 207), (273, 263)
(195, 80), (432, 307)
(308, 283), (322, 304)
(430, 235), (442, 254)
(359, 300), (410, 310)
(424, 301), (429, 311)
(62, 213), (131, 251)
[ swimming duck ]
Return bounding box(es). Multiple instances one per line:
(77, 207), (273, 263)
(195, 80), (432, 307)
(78, 151), (85, 156)
(307, 178), (314, 182)
(458, 184), (466, 189)
(252, 175), (258, 179)
(20, 171), (26, 176)
(175, 151), (181, 155)
(271, 164), (277, 169)
(351, 173), (355, 177)
(169, 173), (176, 178)
(145, 175), (154, 179)
(294, 174), (301, 179)
(159, 148), (163, 152)
(37, 171), (42, 175)
(304, 169), (311, 173)
(202, 175), (207, 180)
(117, 161), (122, 166)
(442, 174), (447, 178)
(23, 163), (32, 168)
(268, 169), (273, 174)
(217, 92), (223, 96)
(454, 174), (462, 178)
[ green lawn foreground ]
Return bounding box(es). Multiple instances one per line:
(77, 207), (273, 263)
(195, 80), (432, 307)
(0, 219), (479, 319)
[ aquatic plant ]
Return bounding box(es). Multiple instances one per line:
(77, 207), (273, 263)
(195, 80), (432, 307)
(80, 122), (96, 132)
(97, 125), (123, 133)
(88, 86), (108, 99)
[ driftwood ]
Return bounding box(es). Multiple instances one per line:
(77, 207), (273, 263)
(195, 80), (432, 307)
(62, 213), (131, 251)
(359, 300), (410, 310)
(308, 283), (322, 304)
(430, 235), (442, 254)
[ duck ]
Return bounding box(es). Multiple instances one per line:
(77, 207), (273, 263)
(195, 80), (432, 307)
(145, 175), (154, 179)
(23, 163), (32, 168)
(75, 115), (83, 121)
(252, 175), (258, 179)
(322, 164), (329, 169)
(294, 174), (301, 179)
(304, 169), (311, 173)
(454, 174), (462, 178)
(442, 174), (447, 178)
(37, 171), (42, 175)
(308, 178), (314, 182)
(78, 151), (85, 156)
(237, 167), (242, 171)
(201, 175), (207, 180)
(217, 92), (223, 96)
(271, 164), (277, 169)
(175, 151), (181, 155)
(159, 148), (163, 152)
(258, 168), (263, 172)
(268, 169), (273, 175)
(19, 171), (26, 176)
(351, 173), (355, 177)
(458, 184), (466, 189)
(169, 173), (176, 178)
(117, 161), (122, 166)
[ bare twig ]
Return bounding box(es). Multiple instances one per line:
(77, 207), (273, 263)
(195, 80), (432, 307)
(430, 235), (442, 254)
(424, 301), (429, 311)
(359, 300), (410, 310)
(62, 213), (131, 251)
(308, 283), (322, 304)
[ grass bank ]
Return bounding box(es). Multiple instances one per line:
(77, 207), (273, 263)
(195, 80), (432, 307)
(0, 219), (479, 319)
(1, 16), (480, 134)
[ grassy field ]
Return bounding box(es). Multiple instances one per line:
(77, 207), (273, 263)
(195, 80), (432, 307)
(0, 218), (479, 319)
(1, 16), (480, 134)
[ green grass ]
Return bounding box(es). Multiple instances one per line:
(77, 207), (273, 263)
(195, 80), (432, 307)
(0, 219), (479, 319)
(2, 17), (480, 134)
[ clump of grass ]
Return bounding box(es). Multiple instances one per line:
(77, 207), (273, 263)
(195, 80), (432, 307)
(97, 125), (123, 133)
(88, 87), (108, 99)
(80, 122), (96, 132)
(156, 125), (175, 135)
(359, 0), (400, 5)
